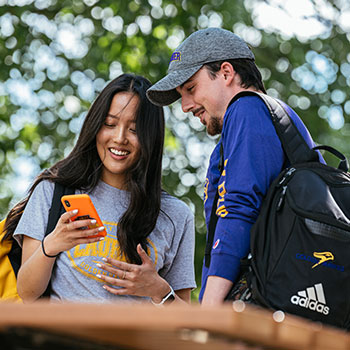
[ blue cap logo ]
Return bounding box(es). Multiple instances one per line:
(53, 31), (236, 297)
(170, 51), (181, 63)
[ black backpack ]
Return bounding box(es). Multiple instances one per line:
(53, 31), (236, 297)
(207, 91), (350, 329)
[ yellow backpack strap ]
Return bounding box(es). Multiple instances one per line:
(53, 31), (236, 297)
(0, 219), (22, 302)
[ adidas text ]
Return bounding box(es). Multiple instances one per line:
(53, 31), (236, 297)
(290, 283), (330, 316)
(291, 296), (329, 315)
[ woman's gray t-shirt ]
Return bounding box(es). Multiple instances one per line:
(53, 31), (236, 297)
(14, 180), (196, 302)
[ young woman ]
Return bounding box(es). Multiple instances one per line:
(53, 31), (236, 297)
(7, 74), (196, 304)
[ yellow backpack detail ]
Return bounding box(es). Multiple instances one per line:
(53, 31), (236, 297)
(0, 219), (22, 302)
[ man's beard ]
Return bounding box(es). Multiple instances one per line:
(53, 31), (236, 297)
(207, 115), (222, 136)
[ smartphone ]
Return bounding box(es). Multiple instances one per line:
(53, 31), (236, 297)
(61, 194), (106, 238)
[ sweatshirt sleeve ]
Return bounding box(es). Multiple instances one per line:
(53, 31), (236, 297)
(207, 97), (285, 282)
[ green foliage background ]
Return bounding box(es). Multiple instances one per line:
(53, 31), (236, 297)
(1, 0), (349, 295)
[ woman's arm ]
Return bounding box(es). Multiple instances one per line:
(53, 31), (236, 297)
(17, 236), (57, 302)
(174, 288), (191, 303)
(17, 210), (106, 302)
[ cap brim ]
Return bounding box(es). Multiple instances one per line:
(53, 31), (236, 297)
(147, 65), (202, 106)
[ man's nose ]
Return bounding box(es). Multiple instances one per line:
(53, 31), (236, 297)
(181, 94), (195, 113)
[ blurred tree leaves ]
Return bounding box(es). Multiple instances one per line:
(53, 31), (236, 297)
(1, 0), (350, 291)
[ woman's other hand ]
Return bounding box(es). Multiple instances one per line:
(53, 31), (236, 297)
(96, 244), (190, 304)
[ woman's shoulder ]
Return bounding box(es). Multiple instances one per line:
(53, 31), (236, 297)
(36, 178), (55, 189)
(160, 192), (194, 219)
(29, 179), (55, 198)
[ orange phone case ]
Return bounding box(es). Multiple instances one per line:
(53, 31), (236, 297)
(61, 194), (106, 238)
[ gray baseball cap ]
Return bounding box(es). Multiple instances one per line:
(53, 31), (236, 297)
(146, 27), (254, 106)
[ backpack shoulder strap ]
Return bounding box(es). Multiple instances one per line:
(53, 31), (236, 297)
(231, 91), (319, 165)
(45, 183), (74, 236)
(205, 143), (224, 268)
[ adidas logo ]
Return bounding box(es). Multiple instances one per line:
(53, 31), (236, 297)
(290, 283), (330, 316)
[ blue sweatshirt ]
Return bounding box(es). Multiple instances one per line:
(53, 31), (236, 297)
(199, 95), (322, 301)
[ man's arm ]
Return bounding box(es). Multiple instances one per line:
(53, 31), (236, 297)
(201, 276), (233, 306)
(201, 97), (285, 305)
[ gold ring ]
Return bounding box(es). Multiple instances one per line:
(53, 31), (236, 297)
(122, 270), (126, 280)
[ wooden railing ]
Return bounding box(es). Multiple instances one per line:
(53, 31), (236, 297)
(0, 301), (349, 349)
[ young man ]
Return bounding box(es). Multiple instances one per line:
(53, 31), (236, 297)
(147, 28), (320, 305)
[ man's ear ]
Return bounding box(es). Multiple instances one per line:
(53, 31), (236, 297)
(220, 62), (236, 85)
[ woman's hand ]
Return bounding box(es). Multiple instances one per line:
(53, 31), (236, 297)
(43, 209), (105, 256)
(96, 244), (171, 302)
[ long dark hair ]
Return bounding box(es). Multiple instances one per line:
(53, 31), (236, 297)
(205, 58), (266, 93)
(4, 74), (165, 265)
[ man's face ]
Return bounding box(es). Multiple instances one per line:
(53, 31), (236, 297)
(175, 67), (228, 136)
